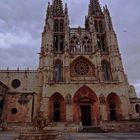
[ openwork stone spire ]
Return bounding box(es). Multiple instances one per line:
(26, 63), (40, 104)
(88, 0), (103, 16)
(52, 0), (64, 16)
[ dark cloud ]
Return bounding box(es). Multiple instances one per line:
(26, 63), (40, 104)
(0, 0), (140, 97)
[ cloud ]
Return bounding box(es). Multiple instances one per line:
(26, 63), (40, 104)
(0, 0), (140, 97)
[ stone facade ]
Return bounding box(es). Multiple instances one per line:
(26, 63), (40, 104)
(0, 0), (140, 128)
(0, 70), (38, 123)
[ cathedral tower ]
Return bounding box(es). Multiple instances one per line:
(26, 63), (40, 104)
(38, 0), (138, 126)
(0, 0), (139, 129)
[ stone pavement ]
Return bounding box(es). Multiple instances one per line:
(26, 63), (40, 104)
(64, 133), (140, 140)
(0, 131), (19, 140)
(0, 131), (140, 140)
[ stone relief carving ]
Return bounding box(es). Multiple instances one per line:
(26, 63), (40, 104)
(18, 94), (29, 104)
(65, 94), (72, 104)
(99, 94), (106, 104)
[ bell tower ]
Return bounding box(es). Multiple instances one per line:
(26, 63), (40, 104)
(86, 0), (108, 53)
(53, 0), (65, 53)
(38, 0), (70, 87)
(36, 0), (135, 124)
(85, 0), (126, 82)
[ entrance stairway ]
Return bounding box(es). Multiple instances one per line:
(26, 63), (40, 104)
(6, 123), (34, 132)
(80, 126), (106, 133)
(16, 130), (65, 140)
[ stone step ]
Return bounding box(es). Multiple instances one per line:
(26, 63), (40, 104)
(80, 126), (106, 133)
(16, 130), (65, 140)
(6, 124), (34, 132)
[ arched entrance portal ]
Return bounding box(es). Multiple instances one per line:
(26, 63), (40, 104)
(49, 93), (66, 122)
(109, 104), (116, 121)
(73, 85), (99, 126)
(107, 93), (123, 121)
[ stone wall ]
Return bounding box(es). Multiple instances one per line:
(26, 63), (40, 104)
(3, 93), (34, 123)
(41, 83), (132, 123)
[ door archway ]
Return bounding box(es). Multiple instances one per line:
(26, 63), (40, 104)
(107, 93), (123, 121)
(49, 93), (66, 122)
(73, 85), (99, 126)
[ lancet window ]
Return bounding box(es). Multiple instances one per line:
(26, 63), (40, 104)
(54, 19), (64, 32)
(54, 19), (64, 53)
(60, 19), (64, 32)
(97, 35), (108, 52)
(99, 20), (103, 33)
(54, 59), (63, 82)
(94, 20), (104, 33)
(54, 19), (59, 32)
(102, 60), (112, 81)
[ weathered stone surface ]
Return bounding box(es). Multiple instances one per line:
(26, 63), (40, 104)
(0, 0), (140, 133)
(16, 130), (65, 140)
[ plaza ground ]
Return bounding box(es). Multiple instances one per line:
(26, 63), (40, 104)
(0, 131), (140, 140)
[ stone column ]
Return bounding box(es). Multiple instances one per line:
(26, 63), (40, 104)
(66, 104), (73, 122)
(65, 94), (73, 122)
(100, 104), (108, 121)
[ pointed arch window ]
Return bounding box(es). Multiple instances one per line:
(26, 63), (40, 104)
(54, 35), (59, 51)
(60, 35), (64, 52)
(54, 35), (64, 52)
(102, 60), (112, 81)
(54, 19), (59, 32)
(94, 20), (98, 32)
(101, 36), (107, 52)
(60, 19), (64, 32)
(54, 60), (63, 82)
(54, 18), (64, 53)
(97, 35), (108, 52)
(99, 20), (103, 33)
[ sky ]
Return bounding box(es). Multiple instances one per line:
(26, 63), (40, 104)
(0, 0), (140, 97)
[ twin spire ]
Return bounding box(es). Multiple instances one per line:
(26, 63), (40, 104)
(48, 0), (102, 17)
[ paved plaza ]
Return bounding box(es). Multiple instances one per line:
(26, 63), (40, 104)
(0, 132), (140, 140)
(65, 133), (140, 140)
(0, 132), (19, 140)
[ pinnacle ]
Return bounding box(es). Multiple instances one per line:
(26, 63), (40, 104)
(52, 0), (63, 15)
(88, 0), (103, 16)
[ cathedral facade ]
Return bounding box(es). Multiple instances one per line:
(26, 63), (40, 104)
(0, 0), (140, 128)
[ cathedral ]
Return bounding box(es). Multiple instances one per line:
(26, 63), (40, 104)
(0, 0), (140, 131)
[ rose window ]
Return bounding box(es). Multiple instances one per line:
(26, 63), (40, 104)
(74, 60), (89, 75)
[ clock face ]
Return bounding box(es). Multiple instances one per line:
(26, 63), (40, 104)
(74, 59), (90, 76)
